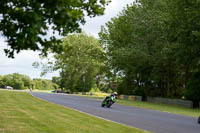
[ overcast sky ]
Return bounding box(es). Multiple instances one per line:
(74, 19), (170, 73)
(0, 0), (134, 79)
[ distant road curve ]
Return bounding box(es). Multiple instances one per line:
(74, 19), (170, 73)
(31, 92), (200, 133)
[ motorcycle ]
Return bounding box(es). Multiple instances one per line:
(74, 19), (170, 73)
(101, 95), (116, 108)
(198, 116), (200, 124)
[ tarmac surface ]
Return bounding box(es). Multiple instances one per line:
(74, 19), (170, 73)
(31, 92), (200, 133)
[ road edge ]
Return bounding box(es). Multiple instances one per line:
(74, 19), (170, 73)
(29, 92), (150, 133)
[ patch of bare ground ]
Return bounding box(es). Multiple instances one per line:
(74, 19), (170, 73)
(0, 128), (4, 131)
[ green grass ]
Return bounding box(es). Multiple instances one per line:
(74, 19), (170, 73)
(0, 90), (149, 133)
(80, 95), (200, 117)
(117, 99), (200, 117)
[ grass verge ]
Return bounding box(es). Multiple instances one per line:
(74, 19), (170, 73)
(79, 95), (200, 117)
(117, 99), (200, 117)
(0, 90), (149, 133)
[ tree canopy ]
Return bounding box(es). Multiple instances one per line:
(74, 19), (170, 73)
(0, 73), (58, 90)
(99, 0), (200, 103)
(38, 33), (106, 92)
(0, 0), (110, 58)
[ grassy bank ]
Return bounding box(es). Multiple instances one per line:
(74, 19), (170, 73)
(79, 94), (200, 117)
(0, 90), (149, 133)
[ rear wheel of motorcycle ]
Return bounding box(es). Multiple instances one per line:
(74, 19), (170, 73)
(107, 101), (112, 108)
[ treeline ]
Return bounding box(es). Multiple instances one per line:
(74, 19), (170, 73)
(36, 0), (200, 105)
(0, 73), (58, 90)
(99, 0), (200, 104)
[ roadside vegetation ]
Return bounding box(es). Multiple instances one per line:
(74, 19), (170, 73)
(0, 73), (58, 90)
(0, 90), (149, 133)
(99, 0), (200, 106)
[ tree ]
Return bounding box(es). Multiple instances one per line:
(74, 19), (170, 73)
(47, 33), (106, 92)
(99, 0), (200, 104)
(13, 78), (24, 90)
(166, 0), (200, 103)
(0, 0), (110, 58)
(0, 73), (59, 90)
(52, 76), (61, 88)
(0, 75), (3, 88)
(185, 71), (200, 107)
(33, 78), (56, 90)
(0, 73), (26, 89)
(99, 0), (172, 96)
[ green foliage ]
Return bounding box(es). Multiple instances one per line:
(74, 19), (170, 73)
(52, 83), (59, 90)
(0, 73), (31, 89)
(184, 72), (200, 101)
(89, 84), (101, 92)
(52, 76), (62, 87)
(51, 33), (106, 92)
(33, 78), (55, 90)
(99, 0), (200, 103)
(0, 0), (110, 58)
(166, 0), (200, 101)
(99, 0), (170, 96)
(107, 88), (113, 93)
(0, 75), (3, 87)
(0, 73), (58, 90)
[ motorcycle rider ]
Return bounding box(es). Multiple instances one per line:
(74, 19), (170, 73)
(102, 92), (118, 107)
(104, 92), (118, 101)
(110, 92), (118, 100)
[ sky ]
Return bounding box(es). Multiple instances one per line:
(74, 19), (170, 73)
(0, 0), (134, 79)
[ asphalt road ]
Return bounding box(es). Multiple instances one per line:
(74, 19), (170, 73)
(31, 92), (200, 133)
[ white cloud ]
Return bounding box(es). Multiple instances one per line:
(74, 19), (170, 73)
(0, 0), (134, 79)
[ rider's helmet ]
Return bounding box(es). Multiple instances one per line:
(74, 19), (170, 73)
(113, 92), (118, 97)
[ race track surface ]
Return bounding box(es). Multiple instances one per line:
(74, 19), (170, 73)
(31, 92), (200, 133)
